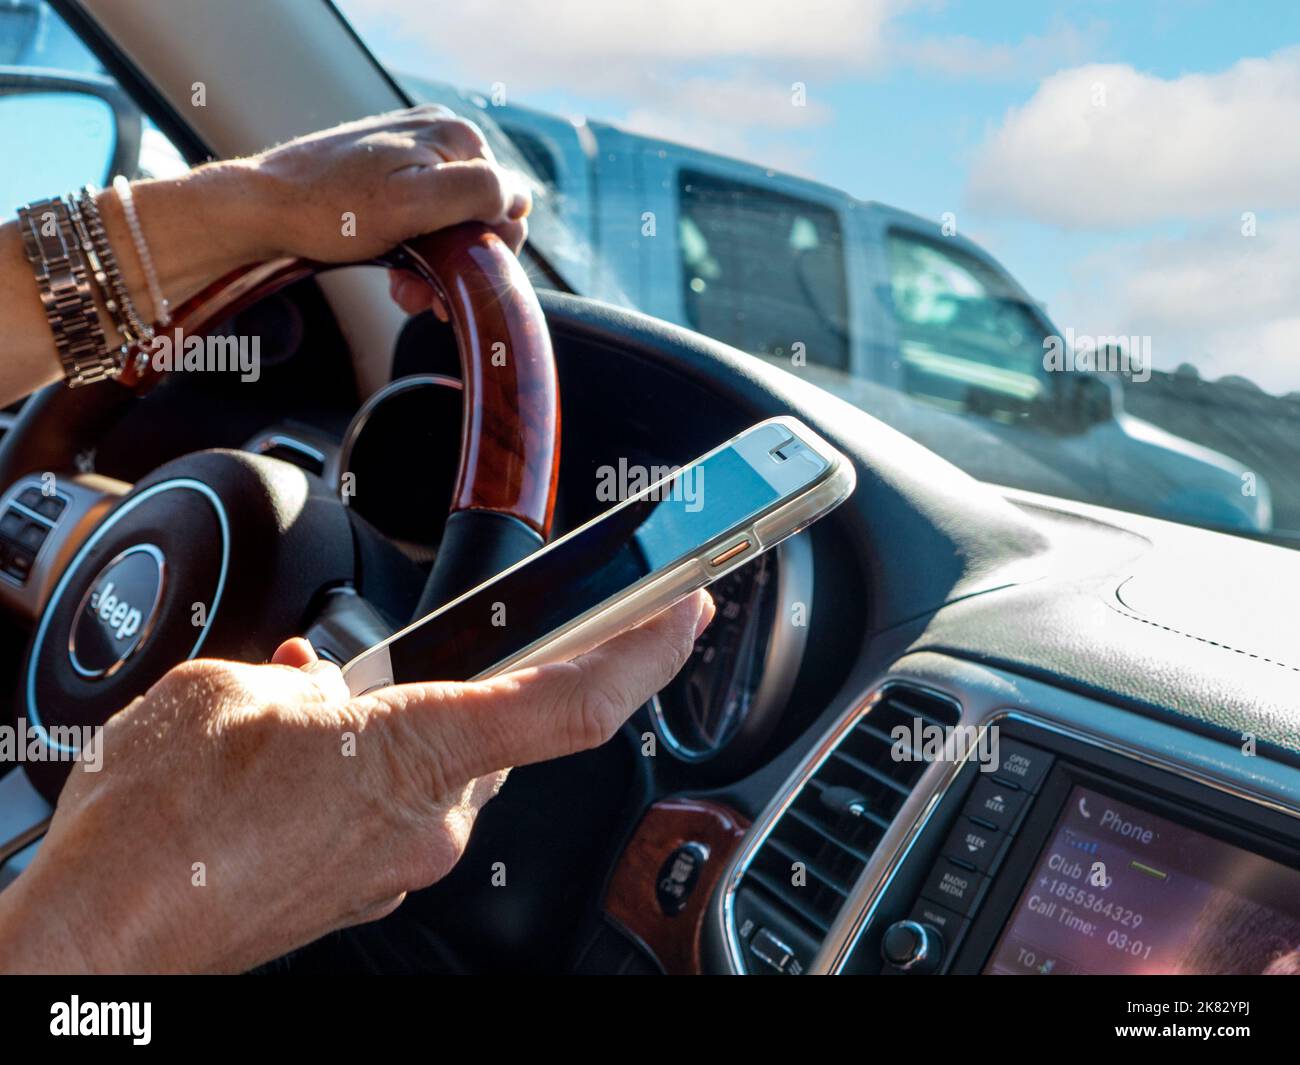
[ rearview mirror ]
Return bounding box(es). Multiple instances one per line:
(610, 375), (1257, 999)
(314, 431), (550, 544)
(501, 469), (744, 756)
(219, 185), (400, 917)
(0, 67), (141, 215)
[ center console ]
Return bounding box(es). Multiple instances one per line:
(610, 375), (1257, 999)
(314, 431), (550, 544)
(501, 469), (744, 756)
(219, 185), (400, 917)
(860, 721), (1300, 975)
(711, 654), (1300, 976)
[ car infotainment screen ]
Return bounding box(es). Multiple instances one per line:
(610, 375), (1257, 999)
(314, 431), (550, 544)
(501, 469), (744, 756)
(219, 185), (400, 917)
(985, 785), (1300, 975)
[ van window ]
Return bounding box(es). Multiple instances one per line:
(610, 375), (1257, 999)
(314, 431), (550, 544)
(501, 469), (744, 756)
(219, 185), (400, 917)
(886, 231), (1048, 414)
(678, 170), (849, 370)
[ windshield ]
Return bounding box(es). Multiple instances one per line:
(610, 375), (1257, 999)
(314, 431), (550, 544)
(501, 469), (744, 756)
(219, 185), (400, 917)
(334, 0), (1300, 545)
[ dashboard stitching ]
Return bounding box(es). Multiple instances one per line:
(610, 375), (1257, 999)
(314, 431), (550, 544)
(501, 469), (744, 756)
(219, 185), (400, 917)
(1104, 599), (1300, 674)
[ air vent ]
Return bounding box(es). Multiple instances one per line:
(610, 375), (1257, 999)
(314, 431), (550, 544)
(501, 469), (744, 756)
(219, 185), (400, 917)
(738, 684), (961, 957)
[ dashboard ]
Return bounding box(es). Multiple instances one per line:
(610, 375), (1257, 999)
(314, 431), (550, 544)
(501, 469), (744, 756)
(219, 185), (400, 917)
(715, 660), (1300, 976)
(7, 277), (1297, 976)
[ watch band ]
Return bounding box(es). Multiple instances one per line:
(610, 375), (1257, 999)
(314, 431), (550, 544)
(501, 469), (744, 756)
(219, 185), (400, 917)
(16, 197), (121, 387)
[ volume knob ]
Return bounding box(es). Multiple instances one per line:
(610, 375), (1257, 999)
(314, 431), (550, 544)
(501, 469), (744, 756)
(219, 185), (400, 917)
(881, 920), (943, 973)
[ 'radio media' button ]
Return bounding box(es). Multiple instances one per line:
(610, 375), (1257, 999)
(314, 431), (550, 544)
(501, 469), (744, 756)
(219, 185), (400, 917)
(920, 858), (986, 916)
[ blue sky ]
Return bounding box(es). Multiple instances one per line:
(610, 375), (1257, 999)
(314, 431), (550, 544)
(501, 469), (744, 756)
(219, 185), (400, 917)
(351, 2), (1300, 393)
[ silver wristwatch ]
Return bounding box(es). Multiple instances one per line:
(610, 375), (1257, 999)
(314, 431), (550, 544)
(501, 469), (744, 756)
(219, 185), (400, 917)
(17, 197), (121, 387)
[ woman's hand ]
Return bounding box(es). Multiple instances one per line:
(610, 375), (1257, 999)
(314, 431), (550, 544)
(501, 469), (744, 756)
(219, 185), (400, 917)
(245, 105), (530, 260)
(236, 104), (529, 317)
(0, 591), (713, 974)
(1, 105), (531, 403)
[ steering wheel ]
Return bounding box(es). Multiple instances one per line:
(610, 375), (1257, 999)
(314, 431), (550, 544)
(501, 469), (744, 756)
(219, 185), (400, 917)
(0, 223), (560, 804)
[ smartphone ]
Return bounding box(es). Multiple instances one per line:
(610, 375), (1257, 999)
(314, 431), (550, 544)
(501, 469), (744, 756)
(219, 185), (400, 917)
(342, 417), (854, 695)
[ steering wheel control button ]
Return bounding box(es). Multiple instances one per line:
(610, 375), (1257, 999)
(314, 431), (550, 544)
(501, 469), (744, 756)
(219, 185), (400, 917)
(749, 927), (804, 975)
(17, 522), (48, 552)
(0, 510), (24, 539)
(16, 486), (44, 510)
(656, 842), (709, 916)
(34, 494), (67, 520)
(964, 777), (1029, 834)
(68, 544), (166, 680)
(942, 818), (1007, 875)
(990, 740), (1054, 793)
(3, 548), (33, 582)
(920, 857), (987, 917)
(0, 488), (64, 586)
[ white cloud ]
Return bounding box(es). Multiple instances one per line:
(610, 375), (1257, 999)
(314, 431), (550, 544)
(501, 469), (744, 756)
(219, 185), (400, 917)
(1053, 216), (1300, 394)
(342, 0), (867, 163)
(897, 21), (1106, 82)
(344, 0), (900, 91)
(612, 75), (832, 165)
(968, 49), (1300, 227)
(343, 0), (1102, 165)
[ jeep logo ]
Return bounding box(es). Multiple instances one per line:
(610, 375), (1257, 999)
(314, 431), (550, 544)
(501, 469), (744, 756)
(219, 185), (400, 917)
(69, 544), (166, 680)
(88, 581), (143, 641)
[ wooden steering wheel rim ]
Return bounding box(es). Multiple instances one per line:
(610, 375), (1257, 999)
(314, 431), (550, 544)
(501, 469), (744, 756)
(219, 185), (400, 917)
(116, 222), (560, 537)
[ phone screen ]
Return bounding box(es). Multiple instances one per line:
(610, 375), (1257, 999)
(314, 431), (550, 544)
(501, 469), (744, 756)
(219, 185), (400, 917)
(384, 438), (824, 682)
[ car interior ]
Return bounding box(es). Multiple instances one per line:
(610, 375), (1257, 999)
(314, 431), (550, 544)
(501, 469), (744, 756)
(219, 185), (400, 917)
(1, 0), (1298, 979)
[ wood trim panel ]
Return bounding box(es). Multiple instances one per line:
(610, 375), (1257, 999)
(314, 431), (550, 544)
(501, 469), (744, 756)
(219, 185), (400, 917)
(604, 798), (749, 974)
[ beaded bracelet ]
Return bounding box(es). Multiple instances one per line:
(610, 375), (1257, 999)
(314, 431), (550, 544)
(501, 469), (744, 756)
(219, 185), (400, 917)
(112, 175), (171, 328)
